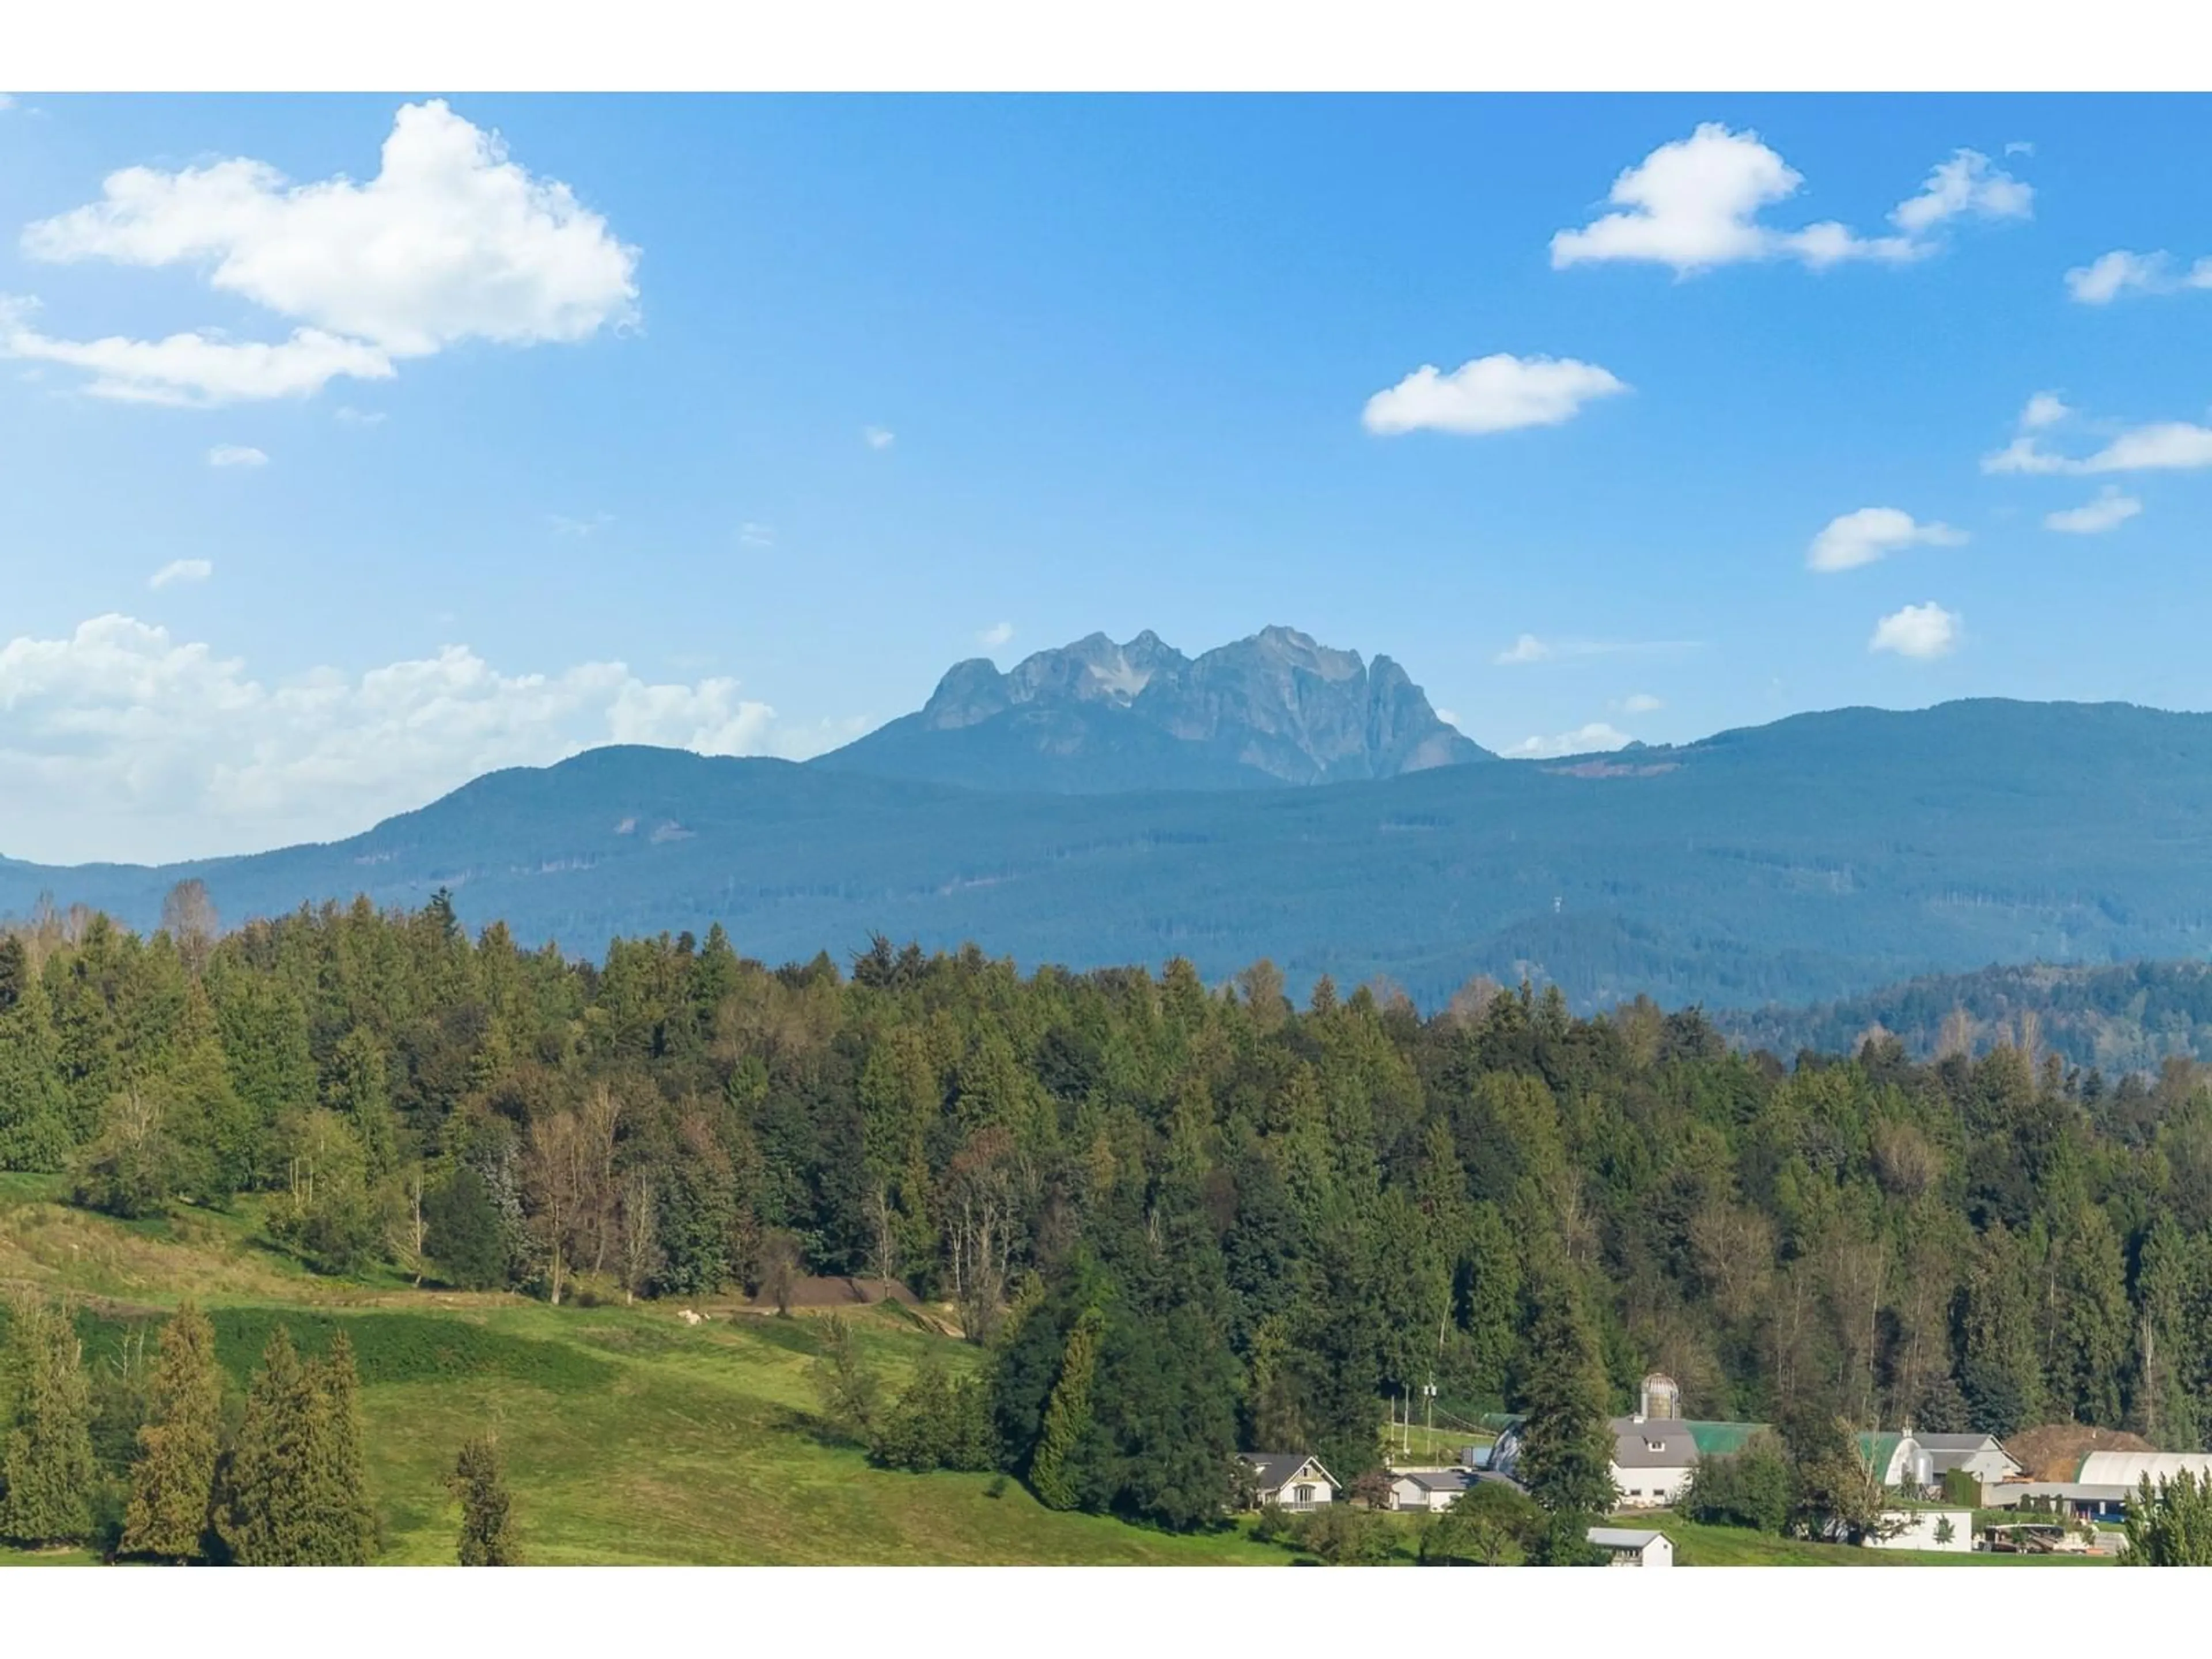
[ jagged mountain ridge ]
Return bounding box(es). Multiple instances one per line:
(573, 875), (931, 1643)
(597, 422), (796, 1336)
(810, 624), (1491, 793)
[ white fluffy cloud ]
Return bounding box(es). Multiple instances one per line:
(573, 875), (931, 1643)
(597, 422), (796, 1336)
(1550, 126), (2028, 275)
(2044, 489), (2142, 534)
(0, 615), (829, 863)
(2079, 423), (2212, 472)
(2065, 249), (2212, 304)
(1987, 419), (2212, 476)
(863, 425), (895, 450)
(1501, 722), (1633, 759)
(1618, 692), (1663, 714)
(2, 101), (637, 405)
(1806, 506), (1967, 572)
(737, 522), (775, 549)
(1890, 149), (2034, 235)
(0, 301), (393, 406)
(207, 444), (267, 468)
(1362, 353), (1627, 436)
(1494, 634), (1698, 666)
(1869, 602), (1960, 660)
(1495, 634), (1553, 665)
(148, 559), (213, 589)
(2019, 391), (2070, 430)
(976, 622), (1014, 648)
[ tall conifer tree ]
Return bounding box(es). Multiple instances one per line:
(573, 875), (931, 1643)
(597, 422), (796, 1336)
(122, 1300), (224, 1562)
(303, 1331), (376, 1565)
(0, 937), (74, 1172)
(1516, 1278), (1617, 1518)
(217, 1325), (320, 1565)
(0, 1294), (97, 1547)
(1029, 1305), (1103, 1510)
(451, 1431), (520, 1565)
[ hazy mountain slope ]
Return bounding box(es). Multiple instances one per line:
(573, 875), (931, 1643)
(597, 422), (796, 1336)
(812, 625), (1490, 792)
(6, 698), (2211, 1012)
(1719, 959), (2212, 1074)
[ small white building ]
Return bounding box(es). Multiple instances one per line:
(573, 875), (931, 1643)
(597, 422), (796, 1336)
(1865, 1507), (1974, 1553)
(1243, 1452), (1336, 1512)
(1387, 1468), (1476, 1512)
(1588, 1526), (1674, 1567)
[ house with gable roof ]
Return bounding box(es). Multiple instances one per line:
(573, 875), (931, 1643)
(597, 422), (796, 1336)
(1241, 1452), (1337, 1512)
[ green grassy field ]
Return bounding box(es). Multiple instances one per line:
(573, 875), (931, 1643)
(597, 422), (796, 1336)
(0, 1173), (2121, 1567)
(1662, 1517), (2114, 1566)
(1, 1173), (1285, 1566)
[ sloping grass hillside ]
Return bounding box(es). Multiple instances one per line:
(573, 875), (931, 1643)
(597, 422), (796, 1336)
(1, 1175), (1276, 1566)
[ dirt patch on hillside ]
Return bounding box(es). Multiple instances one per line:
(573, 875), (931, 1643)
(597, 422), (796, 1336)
(740, 1275), (923, 1311)
(2006, 1423), (2154, 1481)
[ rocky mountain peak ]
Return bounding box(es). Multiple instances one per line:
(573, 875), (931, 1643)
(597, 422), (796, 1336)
(890, 626), (1488, 788)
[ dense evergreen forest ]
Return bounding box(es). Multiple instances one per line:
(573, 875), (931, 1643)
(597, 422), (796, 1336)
(9, 884), (2212, 1535)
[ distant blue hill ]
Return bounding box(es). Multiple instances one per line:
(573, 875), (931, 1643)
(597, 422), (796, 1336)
(7, 696), (2212, 1012)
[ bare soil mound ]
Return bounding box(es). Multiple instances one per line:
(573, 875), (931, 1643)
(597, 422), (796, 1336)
(2006, 1423), (2153, 1481)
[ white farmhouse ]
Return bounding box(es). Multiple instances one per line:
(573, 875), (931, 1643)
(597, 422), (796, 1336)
(1242, 1452), (1336, 1512)
(1588, 1526), (1673, 1567)
(1387, 1468), (1476, 1512)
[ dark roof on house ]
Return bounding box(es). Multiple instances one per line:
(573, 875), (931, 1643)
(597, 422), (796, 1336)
(1243, 1452), (1331, 1491)
(1609, 1418), (1701, 1468)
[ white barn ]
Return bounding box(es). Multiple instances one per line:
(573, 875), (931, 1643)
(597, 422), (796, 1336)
(1611, 1419), (1700, 1509)
(1487, 1376), (1768, 1512)
(1588, 1527), (1674, 1567)
(1243, 1452), (1336, 1511)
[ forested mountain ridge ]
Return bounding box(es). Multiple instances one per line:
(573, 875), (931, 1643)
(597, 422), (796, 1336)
(1720, 959), (2212, 1075)
(810, 624), (1491, 792)
(7, 899), (2212, 1539)
(6, 698), (2212, 1012)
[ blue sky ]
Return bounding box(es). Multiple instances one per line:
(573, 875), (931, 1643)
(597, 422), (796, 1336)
(5, 93), (2212, 863)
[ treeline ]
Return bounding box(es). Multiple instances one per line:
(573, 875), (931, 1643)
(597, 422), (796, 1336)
(0, 1294), (516, 1563)
(1721, 959), (2212, 1075)
(10, 887), (2212, 1533)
